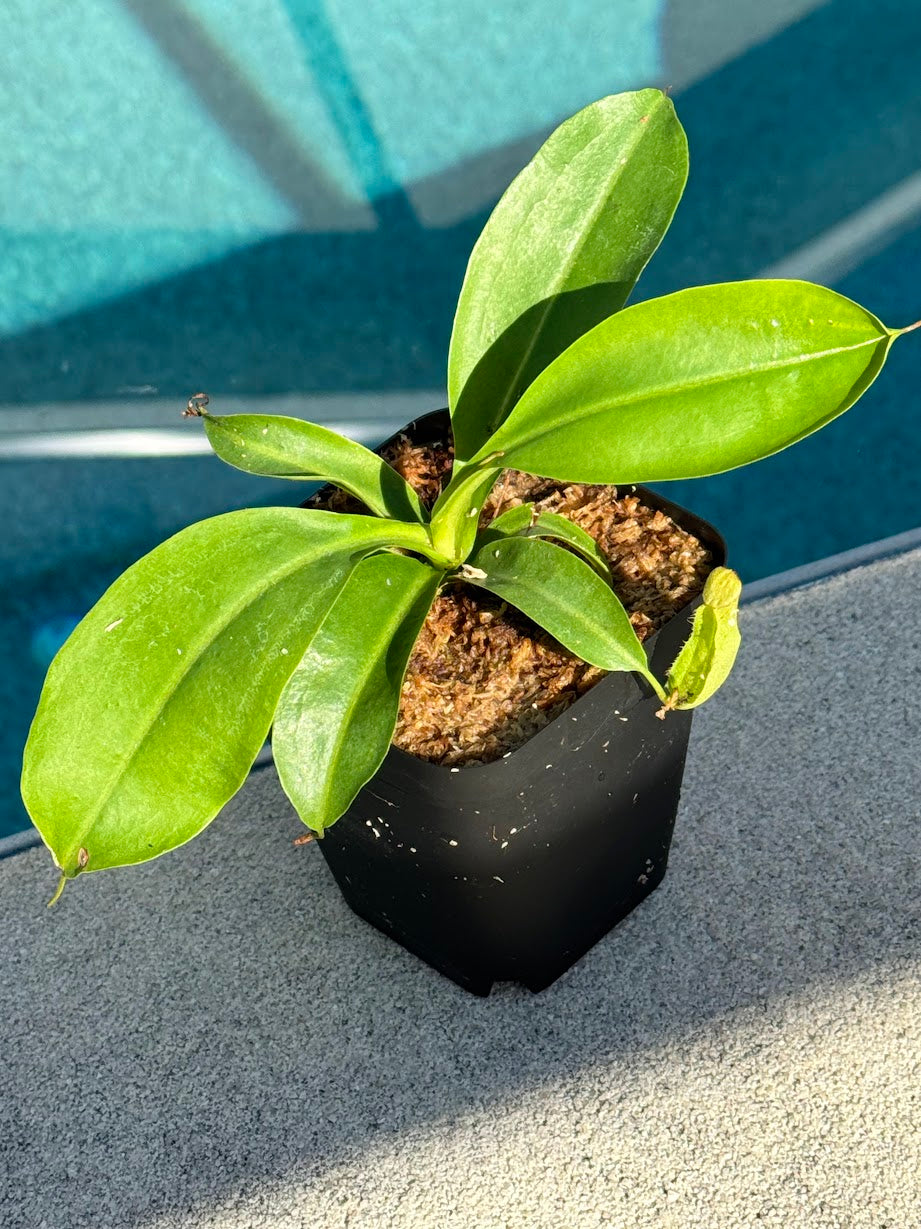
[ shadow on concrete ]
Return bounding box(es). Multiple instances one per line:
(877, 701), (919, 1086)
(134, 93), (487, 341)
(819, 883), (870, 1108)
(2, 546), (919, 1226)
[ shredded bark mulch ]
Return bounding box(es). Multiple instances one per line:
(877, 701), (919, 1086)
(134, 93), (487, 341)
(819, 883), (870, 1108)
(309, 427), (712, 766)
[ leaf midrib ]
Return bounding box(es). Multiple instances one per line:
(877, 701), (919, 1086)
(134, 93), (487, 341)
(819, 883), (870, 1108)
(452, 94), (668, 428)
(211, 417), (423, 519)
(495, 332), (885, 459)
(472, 540), (645, 672)
(61, 539), (360, 866)
(311, 576), (433, 819)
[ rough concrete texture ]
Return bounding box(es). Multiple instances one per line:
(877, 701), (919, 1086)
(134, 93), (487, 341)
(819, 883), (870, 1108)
(2, 549), (919, 1229)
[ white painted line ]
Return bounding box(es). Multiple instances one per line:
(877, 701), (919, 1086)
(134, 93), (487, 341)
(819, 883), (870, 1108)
(0, 390), (447, 458)
(0, 391), (445, 436)
(0, 430), (216, 458)
(757, 170), (921, 283)
(0, 424), (390, 459)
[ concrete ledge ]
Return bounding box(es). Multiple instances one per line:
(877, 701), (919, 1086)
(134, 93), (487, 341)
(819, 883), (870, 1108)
(2, 549), (919, 1228)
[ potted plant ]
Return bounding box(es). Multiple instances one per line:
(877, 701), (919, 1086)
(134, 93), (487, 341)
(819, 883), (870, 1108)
(21, 90), (916, 995)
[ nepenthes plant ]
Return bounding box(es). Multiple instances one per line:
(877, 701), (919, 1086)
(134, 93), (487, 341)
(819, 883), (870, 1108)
(21, 89), (917, 900)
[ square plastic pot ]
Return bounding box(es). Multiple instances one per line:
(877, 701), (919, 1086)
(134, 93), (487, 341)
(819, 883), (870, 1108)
(311, 412), (727, 996)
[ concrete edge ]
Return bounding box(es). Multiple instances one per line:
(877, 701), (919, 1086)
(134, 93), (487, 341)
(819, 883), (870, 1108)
(4, 529), (920, 862)
(741, 524), (921, 603)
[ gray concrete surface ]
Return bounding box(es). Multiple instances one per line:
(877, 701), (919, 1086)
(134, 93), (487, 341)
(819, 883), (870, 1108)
(2, 548), (919, 1228)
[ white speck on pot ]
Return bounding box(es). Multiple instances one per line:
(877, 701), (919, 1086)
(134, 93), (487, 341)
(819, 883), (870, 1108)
(545, 763), (552, 769)
(371, 827), (380, 838)
(410, 846), (417, 853)
(618, 716), (628, 722)
(450, 767), (460, 773)
(493, 876), (504, 883)
(365, 819), (372, 827)
(104, 619), (123, 633)
(509, 827), (518, 835)
(449, 839), (458, 847)
(602, 740), (610, 749)
(501, 840), (509, 849)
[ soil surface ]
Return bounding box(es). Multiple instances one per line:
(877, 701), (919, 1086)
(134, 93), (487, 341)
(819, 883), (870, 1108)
(310, 426), (712, 766)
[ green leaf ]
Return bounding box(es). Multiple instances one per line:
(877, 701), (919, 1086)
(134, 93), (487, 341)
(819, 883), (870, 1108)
(664, 567), (742, 710)
(21, 508), (434, 880)
(462, 535), (662, 695)
(486, 504), (612, 581)
(202, 412), (427, 523)
(474, 281), (897, 482)
(273, 552), (441, 835)
(448, 89), (688, 460)
(429, 456), (503, 565)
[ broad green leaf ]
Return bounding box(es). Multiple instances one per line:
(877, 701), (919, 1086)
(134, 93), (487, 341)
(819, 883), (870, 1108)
(448, 89), (688, 460)
(487, 504), (612, 581)
(462, 535), (662, 695)
(664, 567), (742, 710)
(273, 553), (441, 835)
(21, 508), (434, 882)
(473, 281), (897, 482)
(202, 412), (427, 523)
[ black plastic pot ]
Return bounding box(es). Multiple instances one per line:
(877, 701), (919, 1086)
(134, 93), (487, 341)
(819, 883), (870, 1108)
(312, 412), (727, 996)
